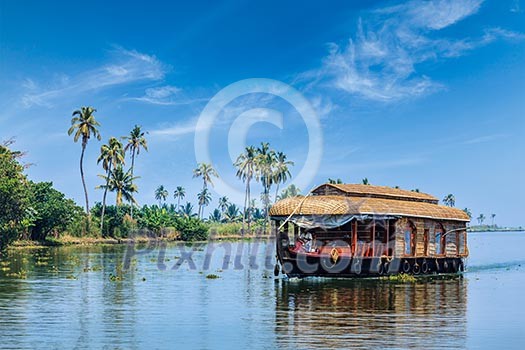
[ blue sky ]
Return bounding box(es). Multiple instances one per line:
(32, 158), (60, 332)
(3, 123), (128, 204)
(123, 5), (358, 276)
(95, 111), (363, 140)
(0, 0), (524, 225)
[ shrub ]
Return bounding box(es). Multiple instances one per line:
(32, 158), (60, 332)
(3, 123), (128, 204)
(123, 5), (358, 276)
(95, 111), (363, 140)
(28, 181), (84, 240)
(137, 206), (176, 235)
(175, 216), (209, 241)
(66, 215), (100, 237)
(0, 145), (30, 250)
(208, 222), (242, 236)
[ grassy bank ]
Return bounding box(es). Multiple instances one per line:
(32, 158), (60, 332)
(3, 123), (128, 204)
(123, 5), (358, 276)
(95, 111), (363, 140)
(9, 231), (272, 249)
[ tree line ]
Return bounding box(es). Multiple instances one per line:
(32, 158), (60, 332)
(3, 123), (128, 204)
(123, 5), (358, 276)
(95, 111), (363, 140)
(0, 105), (299, 249)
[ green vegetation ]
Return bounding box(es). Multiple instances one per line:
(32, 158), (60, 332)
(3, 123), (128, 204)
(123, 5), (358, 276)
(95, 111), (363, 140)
(26, 181), (84, 241)
(443, 194), (456, 207)
(97, 136), (125, 233)
(0, 141), (32, 250)
(123, 125), (148, 219)
(67, 106), (102, 214)
(1, 105), (299, 250)
(234, 143), (294, 234)
(193, 163), (218, 219)
(380, 273), (417, 283)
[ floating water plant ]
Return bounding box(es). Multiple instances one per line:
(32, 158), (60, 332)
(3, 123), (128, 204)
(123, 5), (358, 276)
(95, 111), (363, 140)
(381, 273), (417, 283)
(206, 274), (220, 279)
(109, 274), (123, 281)
(7, 270), (27, 279)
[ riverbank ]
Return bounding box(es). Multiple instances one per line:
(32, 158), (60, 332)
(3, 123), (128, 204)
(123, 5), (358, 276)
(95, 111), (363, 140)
(8, 233), (272, 249)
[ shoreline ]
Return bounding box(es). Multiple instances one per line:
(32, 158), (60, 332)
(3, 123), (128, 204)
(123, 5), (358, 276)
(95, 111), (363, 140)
(467, 228), (524, 233)
(8, 234), (273, 249)
(8, 228), (524, 249)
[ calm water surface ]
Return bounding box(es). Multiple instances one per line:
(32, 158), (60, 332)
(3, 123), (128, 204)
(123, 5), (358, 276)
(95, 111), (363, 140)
(0, 231), (524, 349)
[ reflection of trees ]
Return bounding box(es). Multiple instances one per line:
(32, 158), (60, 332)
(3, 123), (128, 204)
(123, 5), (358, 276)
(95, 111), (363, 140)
(275, 278), (467, 349)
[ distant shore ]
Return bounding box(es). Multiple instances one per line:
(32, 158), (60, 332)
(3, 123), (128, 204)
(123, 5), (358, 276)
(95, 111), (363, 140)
(468, 225), (524, 233)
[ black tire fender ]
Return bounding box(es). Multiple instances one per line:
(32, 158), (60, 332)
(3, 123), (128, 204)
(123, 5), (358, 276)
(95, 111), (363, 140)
(421, 259), (429, 274)
(403, 260), (411, 273)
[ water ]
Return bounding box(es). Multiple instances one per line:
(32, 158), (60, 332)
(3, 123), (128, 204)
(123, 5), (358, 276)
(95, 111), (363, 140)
(0, 231), (523, 349)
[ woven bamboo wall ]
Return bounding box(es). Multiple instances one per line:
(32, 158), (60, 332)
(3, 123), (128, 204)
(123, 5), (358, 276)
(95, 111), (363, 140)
(394, 218), (467, 257)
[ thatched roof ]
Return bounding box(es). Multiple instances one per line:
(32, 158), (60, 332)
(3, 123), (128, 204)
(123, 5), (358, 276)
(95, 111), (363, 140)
(312, 183), (438, 204)
(269, 195), (469, 222)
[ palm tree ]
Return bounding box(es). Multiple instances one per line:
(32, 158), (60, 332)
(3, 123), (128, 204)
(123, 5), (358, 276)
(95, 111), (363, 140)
(463, 208), (472, 219)
(252, 207), (265, 221)
(68, 106), (101, 214)
(443, 194), (456, 207)
(234, 146), (257, 234)
(477, 213), (486, 226)
(123, 125), (148, 218)
(193, 163), (218, 217)
(155, 185), (168, 206)
(197, 188), (212, 219)
(97, 137), (125, 233)
(98, 165), (138, 206)
(277, 184), (301, 200)
(180, 202), (196, 218)
(193, 163), (218, 189)
(224, 203), (241, 222)
(273, 151), (294, 202)
(248, 199), (258, 223)
(173, 186), (186, 210)
(328, 178), (343, 184)
(491, 213), (496, 227)
(362, 178), (370, 185)
(256, 142), (277, 228)
(209, 208), (222, 222)
(218, 196), (229, 213)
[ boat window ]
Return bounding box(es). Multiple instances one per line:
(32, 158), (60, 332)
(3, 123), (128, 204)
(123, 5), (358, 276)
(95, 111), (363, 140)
(404, 230), (411, 255)
(435, 223), (445, 255)
(404, 220), (416, 256)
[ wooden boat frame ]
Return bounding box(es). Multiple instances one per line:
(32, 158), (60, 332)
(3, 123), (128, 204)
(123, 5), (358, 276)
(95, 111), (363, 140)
(270, 184), (469, 278)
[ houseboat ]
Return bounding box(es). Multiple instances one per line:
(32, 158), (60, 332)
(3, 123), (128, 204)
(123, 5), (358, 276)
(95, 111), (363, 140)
(270, 183), (470, 278)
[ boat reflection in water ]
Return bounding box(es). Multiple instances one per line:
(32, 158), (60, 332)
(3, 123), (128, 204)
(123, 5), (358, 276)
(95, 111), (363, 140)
(275, 277), (467, 349)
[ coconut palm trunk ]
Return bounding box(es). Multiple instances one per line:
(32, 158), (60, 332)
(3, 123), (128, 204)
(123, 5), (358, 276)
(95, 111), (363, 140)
(80, 138), (90, 214)
(242, 178), (248, 235)
(130, 147), (136, 218)
(247, 177), (251, 233)
(263, 185), (270, 234)
(99, 165), (111, 235)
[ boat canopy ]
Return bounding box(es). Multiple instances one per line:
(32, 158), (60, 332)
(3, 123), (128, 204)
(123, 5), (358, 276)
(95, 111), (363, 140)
(269, 184), (470, 226)
(286, 214), (400, 230)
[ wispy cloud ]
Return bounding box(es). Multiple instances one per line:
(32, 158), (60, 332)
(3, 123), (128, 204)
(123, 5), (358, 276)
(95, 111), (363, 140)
(149, 117), (206, 138)
(304, 0), (523, 102)
(20, 47), (168, 108)
(462, 133), (507, 145)
(124, 85), (209, 106)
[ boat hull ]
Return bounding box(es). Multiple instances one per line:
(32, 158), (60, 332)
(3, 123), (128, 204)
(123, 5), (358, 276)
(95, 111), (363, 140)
(278, 254), (465, 278)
